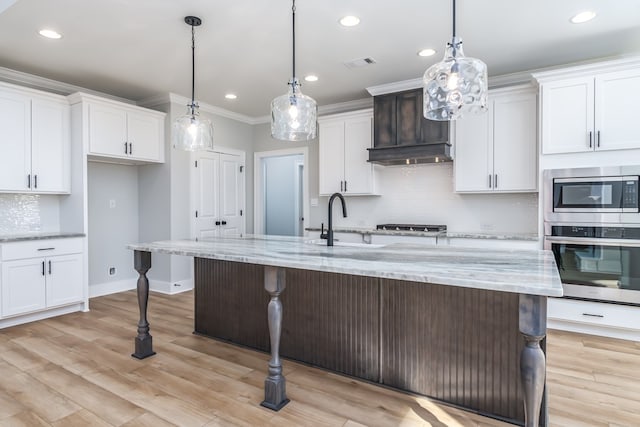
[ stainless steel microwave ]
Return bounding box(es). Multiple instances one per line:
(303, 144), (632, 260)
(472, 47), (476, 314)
(544, 166), (640, 224)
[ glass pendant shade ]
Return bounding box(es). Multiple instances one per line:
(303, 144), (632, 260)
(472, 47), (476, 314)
(172, 104), (213, 151)
(271, 79), (317, 141)
(423, 37), (488, 121)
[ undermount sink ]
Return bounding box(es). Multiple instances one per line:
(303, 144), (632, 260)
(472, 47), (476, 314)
(305, 239), (386, 248)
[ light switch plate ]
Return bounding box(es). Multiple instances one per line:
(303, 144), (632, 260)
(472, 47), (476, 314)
(310, 198), (318, 207)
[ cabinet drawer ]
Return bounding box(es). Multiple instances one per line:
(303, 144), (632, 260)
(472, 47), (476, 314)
(548, 298), (640, 330)
(1, 238), (83, 261)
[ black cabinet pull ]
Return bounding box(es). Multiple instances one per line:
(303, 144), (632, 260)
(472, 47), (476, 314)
(48, 260), (51, 275)
(37, 247), (55, 251)
(582, 313), (604, 318)
(488, 174), (492, 188)
(340, 181), (343, 192)
(124, 142), (128, 154)
(494, 174), (498, 188)
(42, 261), (45, 276)
(597, 130), (601, 148)
(215, 221), (221, 225)
(34, 175), (38, 189)
(344, 181), (348, 192)
(129, 142), (133, 154)
(221, 220), (227, 225)
(27, 174), (31, 189)
(588, 131), (593, 148)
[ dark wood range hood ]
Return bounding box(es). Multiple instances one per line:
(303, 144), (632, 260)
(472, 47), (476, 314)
(368, 88), (451, 165)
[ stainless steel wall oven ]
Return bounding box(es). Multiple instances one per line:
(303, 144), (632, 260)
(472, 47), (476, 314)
(544, 166), (640, 305)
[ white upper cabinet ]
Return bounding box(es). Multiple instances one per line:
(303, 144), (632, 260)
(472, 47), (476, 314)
(455, 86), (537, 193)
(319, 109), (378, 196)
(537, 61), (640, 154)
(70, 93), (165, 164)
(0, 84), (70, 194)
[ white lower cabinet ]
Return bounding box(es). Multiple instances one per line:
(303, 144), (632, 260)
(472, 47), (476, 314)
(0, 238), (84, 319)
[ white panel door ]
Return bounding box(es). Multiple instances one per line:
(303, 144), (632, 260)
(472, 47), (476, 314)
(595, 69), (640, 151)
(219, 154), (244, 236)
(193, 153), (219, 241)
(318, 120), (345, 195)
(0, 90), (31, 192)
(88, 103), (128, 157)
(454, 106), (492, 192)
(541, 77), (594, 154)
(45, 254), (84, 308)
(127, 111), (162, 161)
(343, 114), (373, 195)
(1, 258), (46, 317)
(31, 98), (70, 193)
(492, 92), (538, 192)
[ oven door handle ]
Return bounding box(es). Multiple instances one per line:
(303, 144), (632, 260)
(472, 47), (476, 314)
(545, 235), (640, 247)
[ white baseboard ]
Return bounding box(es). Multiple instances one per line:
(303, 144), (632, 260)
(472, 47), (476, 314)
(89, 279), (136, 298)
(0, 303), (86, 329)
(150, 278), (193, 295)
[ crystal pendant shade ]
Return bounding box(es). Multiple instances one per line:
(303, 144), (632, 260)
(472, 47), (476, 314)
(271, 79), (317, 141)
(423, 37), (488, 121)
(172, 104), (213, 151)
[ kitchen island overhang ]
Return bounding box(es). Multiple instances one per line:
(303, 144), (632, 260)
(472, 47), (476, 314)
(127, 235), (562, 427)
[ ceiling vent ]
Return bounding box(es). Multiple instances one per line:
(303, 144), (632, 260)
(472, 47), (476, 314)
(344, 57), (377, 69)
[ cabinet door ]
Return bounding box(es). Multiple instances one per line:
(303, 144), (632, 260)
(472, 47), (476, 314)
(373, 94), (396, 147)
(31, 98), (70, 193)
(344, 114), (374, 194)
(595, 69), (640, 151)
(88, 103), (128, 158)
(127, 111), (163, 162)
(46, 254), (83, 308)
(319, 120), (345, 195)
(396, 91), (422, 146)
(454, 107), (492, 192)
(1, 258), (46, 316)
(541, 77), (594, 154)
(492, 92), (538, 192)
(0, 90), (31, 192)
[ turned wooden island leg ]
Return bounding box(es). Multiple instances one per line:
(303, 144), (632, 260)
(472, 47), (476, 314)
(261, 266), (289, 411)
(519, 294), (547, 427)
(132, 250), (156, 359)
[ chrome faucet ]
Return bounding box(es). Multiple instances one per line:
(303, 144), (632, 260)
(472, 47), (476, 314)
(327, 192), (347, 246)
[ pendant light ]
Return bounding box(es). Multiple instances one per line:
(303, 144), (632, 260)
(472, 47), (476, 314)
(423, 0), (488, 121)
(173, 16), (213, 151)
(271, 0), (317, 141)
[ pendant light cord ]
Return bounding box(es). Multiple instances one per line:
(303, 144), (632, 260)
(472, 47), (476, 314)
(292, 0), (296, 82)
(191, 23), (196, 108)
(452, 0), (456, 39)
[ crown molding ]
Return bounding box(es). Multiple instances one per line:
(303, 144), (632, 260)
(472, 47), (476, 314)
(139, 93), (259, 125)
(366, 78), (422, 96)
(0, 66), (135, 104)
(532, 55), (640, 82)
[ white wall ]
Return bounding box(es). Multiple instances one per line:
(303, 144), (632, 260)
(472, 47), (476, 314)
(87, 162), (139, 287)
(0, 194), (60, 234)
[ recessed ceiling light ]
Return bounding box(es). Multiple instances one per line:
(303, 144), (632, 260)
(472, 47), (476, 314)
(417, 48), (436, 57)
(304, 75), (319, 82)
(38, 29), (62, 39)
(339, 15), (360, 27)
(570, 11), (597, 24)
(225, 93), (237, 100)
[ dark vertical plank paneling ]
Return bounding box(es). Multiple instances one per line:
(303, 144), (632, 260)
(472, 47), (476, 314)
(380, 279), (529, 425)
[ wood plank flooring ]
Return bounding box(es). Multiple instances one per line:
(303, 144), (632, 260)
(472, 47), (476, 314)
(0, 290), (638, 426)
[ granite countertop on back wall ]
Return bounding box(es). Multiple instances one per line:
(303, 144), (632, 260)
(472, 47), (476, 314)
(0, 232), (85, 243)
(305, 227), (539, 241)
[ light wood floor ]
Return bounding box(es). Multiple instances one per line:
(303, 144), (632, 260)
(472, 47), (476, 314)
(0, 291), (639, 427)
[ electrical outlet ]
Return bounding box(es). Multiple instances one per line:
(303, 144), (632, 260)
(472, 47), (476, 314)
(310, 198), (318, 207)
(109, 199), (116, 208)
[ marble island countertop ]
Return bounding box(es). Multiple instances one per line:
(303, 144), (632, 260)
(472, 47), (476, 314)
(129, 234), (562, 297)
(0, 231), (85, 243)
(305, 226), (538, 241)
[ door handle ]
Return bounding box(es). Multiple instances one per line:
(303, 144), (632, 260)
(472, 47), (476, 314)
(215, 221), (221, 226)
(221, 220), (227, 225)
(48, 260), (51, 275)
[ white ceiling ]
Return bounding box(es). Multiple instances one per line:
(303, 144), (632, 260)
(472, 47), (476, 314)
(0, 0), (639, 118)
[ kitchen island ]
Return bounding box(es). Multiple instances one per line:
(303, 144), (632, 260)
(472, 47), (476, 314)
(128, 235), (562, 427)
